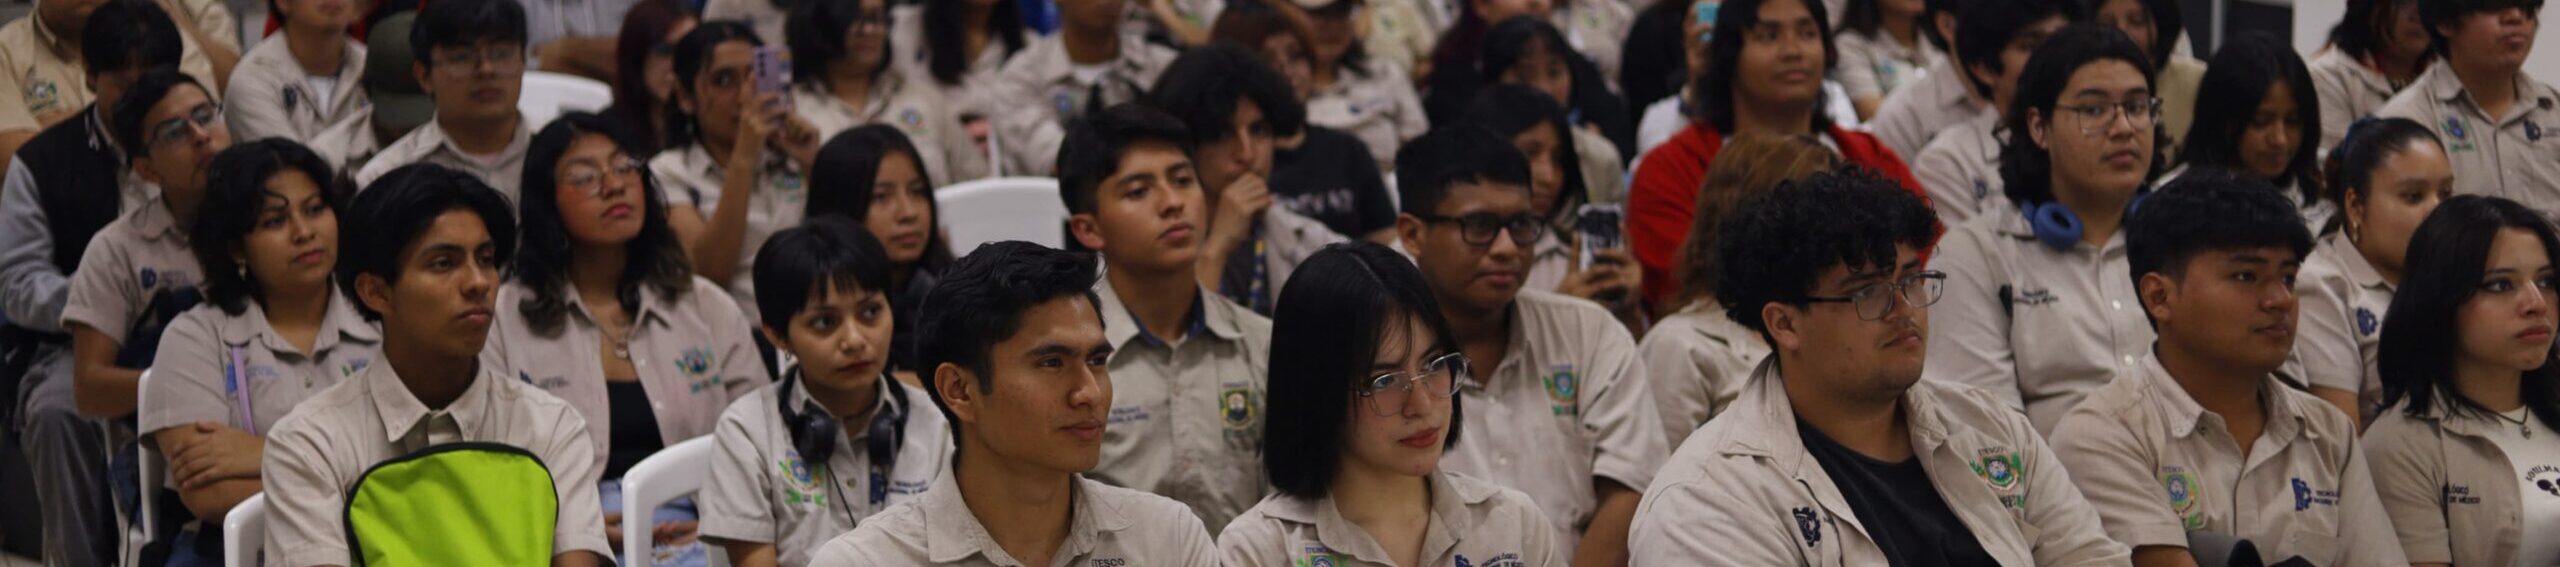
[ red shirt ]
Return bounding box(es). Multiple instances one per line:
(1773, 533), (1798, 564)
(1627, 122), (1929, 309)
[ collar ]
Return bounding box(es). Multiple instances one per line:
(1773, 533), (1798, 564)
(1259, 471), (1497, 563)
(2136, 351), (2311, 445)
(799, 71), (910, 121)
(788, 369), (901, 438)
(1987, 205), (2130, 255)
(1926, 58), (1986, 112)
(2414, 397), (2511, 439)
(2316, 49), (2399, 97)
(418, 118), (533, 164)
(2322, 232), (2393, 294)
(1026, 32), (1162, 84)
(364, 356), (502, 444)
(2423, 64), (2557, 119)
(1719, 358), (1953, 460)
(920, 473), (1135, 564)
(1095, 277), (1241, 348)
(128, 196), (188, 243)
(82, 105), (128, 161)
(29, 13), (76, 60)
(215, 288), (382, 356)
(559, 280), (672, 334)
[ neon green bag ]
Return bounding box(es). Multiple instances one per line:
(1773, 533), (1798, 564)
(344, 442), (561, 567)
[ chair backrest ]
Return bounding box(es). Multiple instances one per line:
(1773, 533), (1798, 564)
(137, 368), (162, 542)
(222, 493), (267, 567)
(519, 71), (615, 130)
(936, 177), (1067, 252)
(621, 436), (726, 567)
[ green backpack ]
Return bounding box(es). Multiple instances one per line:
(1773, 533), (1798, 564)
(344, 442), (562, 566)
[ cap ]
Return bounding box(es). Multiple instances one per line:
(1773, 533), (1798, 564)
(363, 11), (434, 140)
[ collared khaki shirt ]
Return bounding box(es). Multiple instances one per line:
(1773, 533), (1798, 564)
(1629, 360), (2130, 566)
(481, 276), (774, 468)
(2364, 400), (2543, 567)
(225, 35), (370, 142)
(259, 361), (611, 567)
(2309, 50), (2413, 152)
(139, 291), (379, 442)
(1306, 57), (1429, 170)
(2155, 56), (2207, 159)
(0, 6), (223, 134)
(1552, 0), (1630, 82)
(1925, 211), (2152, 435)
(1913, 111), (2009, 225)
(2048, 353), (2404, 566)
(1836, 30), (1946, 102)
(699, 377), (954, 567)
(804, 474), (1220, 567)
(60, 198), (201, 346)
(649, 144), (808, 324)
(1869, 58), (1991, 160)
(1216, 471), (1566, 567)
(889, 4), (1011, 120)
(2292, 231), (2393, 419)
(988, 34), (1176, 175)
(1361, 0), (1435, 76)
(791, 71), (991, 185)
(1638, 300), (1769, 447)
(2377, 64), (2560, 212)
(1438, 290), (1666, 556)
(353, 118), (534, 203)
(1090, 280), (1271, 533)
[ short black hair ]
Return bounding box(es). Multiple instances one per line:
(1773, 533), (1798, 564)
(1952, 0), (2080, 101)
(195, 139), (341, 316)
(2079, 0), (2183, 66)
(808, 125), (955, 276)
(1998, 24), (2155, 208)
(408, 0), (528, 70)
(1056, 104), (1193, 215)
(338, 164), (519, 320)
(1715, 169), (1939, 340)
(2330, 0), (2436, 62)
(1697, 0), (1839, 134)
(2123, 168), (2315, 327)
(2178, 33), (2322, 208)
(513, 112), (696, 336)
(109, 68), (207, 160)
(1146, 42), (1307, 142)
(915, 241), (1104, 441)
(1263, 242), (1464, 499)
(922, 0), (1025, 86)
(80, 0), (184, 80)
(789, 0), (896, 86)
(664, 22), (763, 149)
(1393, 126), (1532, 216)
(1461, 85), (1585, 217)
(2379, 195), (2560, 429)
(2322, 117), (2444, 215)
(753, 216), (894, 336)
(2417, 0), (2542, 57)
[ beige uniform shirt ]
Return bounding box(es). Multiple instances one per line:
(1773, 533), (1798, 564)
(0, 6), (224, 134)
(2363, 401), (2544, 567)
(2155, 56), (2206, 159)
(353, 118), (534, 203)
(1573, 125), (1624, 204)
(1090, 280), (1271, 533)
(2048, 353), (2404, 566)
(1924, 211), (2152, 435)
(224, 36), (369, 143)
(698, 377), (954, 567)
(139, 292), (379, 441)
(1522, 230), (1570, 295)
(2291, 231), (2392, 419)
(1306, 58), (1429, 170)
(481, 276), (774, 468)
(2309, 50), (2410, 152)
(699, 0), (788, 45)
(1913, 111), (2009, 225)
(803, 473), (1221, 567)
(650, 144), (808, 325)
(890, 5), (1012, 121)
(1362, 0), (1436, 75)
(306, 111), (381, 173)
(1438, 290), (1666, 556)
(1629, 360), (2131, 566)
(1215, 472), (1567, 567)
(258, 361), (612, 567)
(1638, 300), (1768, 447)
(1552, 0), (1630, 82)
(791, 71), (991, 185)
(60, 198), (201, 347)
(1869, 58), (1991, 160)
(2376, 64), (2560, 212)
(1835, 30), (1945, 103)
(988, 34), (1177, 176)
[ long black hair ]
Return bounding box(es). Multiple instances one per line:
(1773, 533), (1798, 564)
(788, 0), (893, 90)
(1997, 24), (2157, 208)
(1696, 0), (1838, 135)
(922, 0), (1026, 86)
(1441, 16), (1637, 159)
(514, 112), (696, 336)
(195, 140), (342, 316)
(664, 21), (762, 150)
(2328, 0), (2428, 62)
(1263, 242), (1464, 499)
(807, 125), (955, 280)
(1462, 85), (1587, 225)
(2177, 33), (2321, 208)
(2377, 195), (2560, 430)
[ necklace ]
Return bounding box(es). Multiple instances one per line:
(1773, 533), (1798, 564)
(599, 315), (633, 361)
(2495, 409), (2534, 439)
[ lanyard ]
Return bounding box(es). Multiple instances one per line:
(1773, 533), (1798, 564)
(223, 345), (257, 436)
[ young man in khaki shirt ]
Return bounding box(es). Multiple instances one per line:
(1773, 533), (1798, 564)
(807, 241), (1219, 567)
(222, 0), (368, 143)
(2049, 172), (2405, 567)
(352, 0), (534, 202)
(64, 70), (232, 422)
(1909, 0), (2071, 224)
(2375, 0), (2560, 211)
(0, 0), (229, 173)
(985, 0), (1177, 176)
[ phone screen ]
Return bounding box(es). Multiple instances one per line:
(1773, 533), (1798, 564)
(753, 46), (793, 112)
(1577, 203), (1624, 269)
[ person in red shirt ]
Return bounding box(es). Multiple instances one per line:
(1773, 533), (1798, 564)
(1627, 0), (1926, 312)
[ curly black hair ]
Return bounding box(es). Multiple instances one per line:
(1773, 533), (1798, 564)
(2123, 167), (2315, 327)
(1715, 169), (1939, 339)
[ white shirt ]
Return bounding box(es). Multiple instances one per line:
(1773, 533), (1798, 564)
(2484, 408), (2560, 567)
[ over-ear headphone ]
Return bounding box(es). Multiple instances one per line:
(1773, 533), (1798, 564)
(777, 371), (909, 513)
(2023, 193), (2147, 251)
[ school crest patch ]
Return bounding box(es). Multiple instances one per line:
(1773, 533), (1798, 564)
(777, 449), (826, 506)
(2446, 116), (2477, 152)
(678, 347), (722, 392)
(1973, 450), (2021, 489)
(1220, 386), (1256, 430)
(1543, 364), (1580, 416)
(2160, 465), (2205, 529)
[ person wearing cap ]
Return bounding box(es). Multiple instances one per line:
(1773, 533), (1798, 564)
(223, 0), (367, 143)
(1629, 169), (2126, 566)
(352, 0), (535, 203)
(804, 241), (1221, 567)
(1867, 0), (1990, 160)
(2049, 171), (2404, 567)
(2375, 0), (2560, 212)
(985, 0), (1177, 176)
(1908, 0), (2072, 224)
(0, 0), (227, 174)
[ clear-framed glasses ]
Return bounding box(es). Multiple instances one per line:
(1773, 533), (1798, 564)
(1797, 271), (1947, 321)
(432, 44), (527, 72)
(559, 156), (645, 198)
(147, 103), (223, 150)
(1357, 352), (1466, 417)
(1416, 212), (1545, 247)
(2060, 97), (2162, 135)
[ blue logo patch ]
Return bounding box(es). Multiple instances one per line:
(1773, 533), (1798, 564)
(2447, 116), (2469, 141)
(2356, 307), (2379, 337)
(2291, 477), (2340, 510)
(1792, 507), (1822, 547)
(2528, 121), (2545, 142)
(139, 268), (157, 288)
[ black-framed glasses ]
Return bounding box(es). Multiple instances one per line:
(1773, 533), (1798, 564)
(147, 103), (223, 149)
(559, 156), (645, 198)
(1357, 352), (1466, 417)
(1416, 212), (1544, 247)
(1796, 271), (1946, 321)
(431, 44), (527, 71)
(2060, 98), (2162, 135)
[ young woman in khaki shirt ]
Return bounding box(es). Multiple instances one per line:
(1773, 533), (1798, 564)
(2293, 118), (2452, 424)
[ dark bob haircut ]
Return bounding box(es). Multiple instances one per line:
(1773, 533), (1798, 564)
(752, 216), (894, 338)
(915, 241), (1104, 443)
(2123, 168), (2315, 327)
(1997, 24), (2156, 208)
(1147, 42), (1307, 143)
(338, 164), (519, 320)
(80, 0), (184, 80)
(513, 112), (696, 336)
(2321, 117), (2446, 222)
(807, 124), (955, 276)
(1715, 169), (1939, 340)
(2378, 195), (2560, 429)
(788, 0), (895, 87)
(408, 0), (528, 71)
(1056, 104), (1193, 215)
(664, 22), (763, 149)
(2178, 33), (2322, 208)
(1263, 242), (1464, 499)
(1952, 0), (2080, 102)
(194, 139), (342, 316)
(1460, 85), (1586, 220)
(1393, 126), (1533, 216)
(1697, 0), (1839, 134)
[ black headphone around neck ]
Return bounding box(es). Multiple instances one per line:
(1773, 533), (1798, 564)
(778, 370), (909, 513)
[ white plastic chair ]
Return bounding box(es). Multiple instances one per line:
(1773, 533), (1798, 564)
(518, 71), (615, 130)
(222, 493), (267, 567)
(936, 177), (1067, 252)
(136, 368), (164, 545)
(620, 436), (727, 567)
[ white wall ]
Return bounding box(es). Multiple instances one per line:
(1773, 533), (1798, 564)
(2295, 0), (2560, 81)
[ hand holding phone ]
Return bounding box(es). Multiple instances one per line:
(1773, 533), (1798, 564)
(1576, 203), (1625, 271)
(752, 46), (793, 113)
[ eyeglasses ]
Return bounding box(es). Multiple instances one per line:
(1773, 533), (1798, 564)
(559, 157), (645, 197)
(147, 103), (223, 149)
(2059, 98), (2162, 135)
(848, 10), (893, 33)
(431, 44), (527, 72)
(1416, 212), (1544, 247)
(1796, 271), (1947, 321)
(1358, 352), (1466, 417)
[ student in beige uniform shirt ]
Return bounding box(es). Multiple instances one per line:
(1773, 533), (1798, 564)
(223, 0), (367, 143)
(2163, 36), (2337, 234)
(0, 0), (227, 172)
(806, 242), (1220, 567)
(1639, 135), (1831, 445)
(2363, 195), (2560, 567)
(1059, 105), (1272, 532)
(1220, 244), (1566, 567)
(2306, 0), (2434, 152)
(699, 220), (955, 567)
(1460, 87), (1638, 326)
(2376, 0), (2560, 212)
(1293, 0), (1431, 171)
(654, 23), (823, 325)
(65, 70), (231, 422)
(1834, 0), (1946, 119)
(1909, 0), (2069, 224)
(260, 164), (612, 567)
(987, 0), (1178, 176)
(136, 140), (376, 563)
(891, 0), (1027, 131)
(1395, 127), (1665, 566)
(2292, 118), (2452, 424)
(1630, 170), (2127, 566)
(2049, 173), (2405, 567)
(1146, 46), (1353, 316)
(352, 0), (536, 203)
(786, 0), (988, 185)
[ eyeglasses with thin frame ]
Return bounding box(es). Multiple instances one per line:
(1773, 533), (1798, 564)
(1416, 212), (1545, 247)
(147, 103), (224, 150)
(1358, 352), (1466, 417)
(2060, 97), (2162, 136)
(559, 156), (645, 198)
(432, 44), (528, 72)
(1796, 270), (1947, 321)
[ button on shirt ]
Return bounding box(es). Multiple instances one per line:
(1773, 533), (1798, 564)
(481, 276), (775, 469)
(1869, 59), (1991, 160)
(1629, 360), (2129, 566)
(0, 6), (224, 134)
(698, 377), (954, 567)
(1306, 58), (1430, 169)
(1438, 290), (1666, 556)
(1638, 300), (1769, 447)
(2377, 64), (2560, 212)
(1913, 112), (2009, 225)
(60, 198), (203, 349)
(2309, 50), (2411, 152)
(1091, 281), (1271, 533)
(987, 34), (1176, 176)
(791, 71), (991, 184)
(2364, 400), (2545, 567)
(1215, 471), (1566, 567)
(258, 361), (611, 567)
(2292, 232), (2393, 420)
(650, 144), (807, 324)
(1924, 211), (2153, 435)
(2047, 353), (2403, 566)
(139, 291), (379, 442)
(804, 474), (1220, 567)
(225, 36), (370, 142)
(353, 118), (534, 203)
